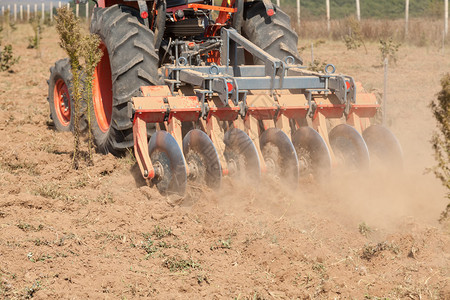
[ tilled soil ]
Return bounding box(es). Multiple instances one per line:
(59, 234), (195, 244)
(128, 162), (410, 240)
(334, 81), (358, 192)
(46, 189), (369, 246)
(0, 24), (449, 299)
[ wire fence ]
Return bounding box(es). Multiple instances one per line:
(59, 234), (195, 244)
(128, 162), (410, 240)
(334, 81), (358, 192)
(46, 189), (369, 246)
(0, 2), (90, 23)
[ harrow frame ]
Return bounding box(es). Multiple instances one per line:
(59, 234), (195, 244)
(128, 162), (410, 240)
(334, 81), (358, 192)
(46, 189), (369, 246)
(132, 28), (380, 186)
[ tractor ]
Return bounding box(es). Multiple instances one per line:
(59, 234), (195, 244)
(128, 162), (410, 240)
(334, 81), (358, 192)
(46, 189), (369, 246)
(48, 0), (403, 195)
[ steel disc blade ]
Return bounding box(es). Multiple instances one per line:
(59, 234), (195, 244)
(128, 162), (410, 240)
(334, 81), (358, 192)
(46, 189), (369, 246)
(259, 128), (299, 187)
(292, 126), (331, 180)
(148, 130), (187, 196)
(223, 128), (261, 180)
(363, 125), (403, 170)
(329, 124), (370, 170)
(183, 129), (222, 189)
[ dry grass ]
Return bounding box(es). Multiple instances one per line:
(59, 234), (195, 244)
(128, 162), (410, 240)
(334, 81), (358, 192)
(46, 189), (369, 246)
(290, 15), (448, 48)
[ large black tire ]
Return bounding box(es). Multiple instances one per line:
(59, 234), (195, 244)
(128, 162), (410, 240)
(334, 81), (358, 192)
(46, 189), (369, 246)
(242, 2), (302, 65)
(48, 58), (86, 132)
(90, 5), (160, 155)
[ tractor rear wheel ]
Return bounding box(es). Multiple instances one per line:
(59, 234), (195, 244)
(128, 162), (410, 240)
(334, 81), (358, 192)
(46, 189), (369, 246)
(242, 2), (302, 65)
(48, 58), (77, 132)
(90, 5), (160, 155)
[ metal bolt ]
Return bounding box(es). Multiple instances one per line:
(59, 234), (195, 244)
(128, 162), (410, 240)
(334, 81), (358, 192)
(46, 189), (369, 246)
(144, 170), (148, 177)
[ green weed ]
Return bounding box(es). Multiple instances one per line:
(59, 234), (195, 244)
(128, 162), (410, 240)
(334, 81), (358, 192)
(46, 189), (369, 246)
(196, 272), (209, 285)
(25, 280), (41, 298)
(358, 222), (372, 237)
(17, 223), (43, 232)
(163, 256), (200, 272)
(361, 242), (399, 260)
(210, 238), (231, 250)
(27, 252), (52, 263)
(308, 59), (327, 72)
(152, 226), (173, 239)
(34, 183), (74, 202)
(33, 238), (50, 246)
(95, 192), (115, 204)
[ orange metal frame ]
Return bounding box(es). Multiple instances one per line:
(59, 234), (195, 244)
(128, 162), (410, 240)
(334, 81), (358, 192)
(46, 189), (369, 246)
(166, 3), (237, 13)
(132, 84), (379, 180)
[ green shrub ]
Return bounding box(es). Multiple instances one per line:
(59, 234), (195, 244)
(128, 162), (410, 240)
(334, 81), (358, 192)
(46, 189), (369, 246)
(0, 44), (19, 72)
(430, 74), (450, 222)
(55, 7), (102, 168)
(343, 17), (367, 53)
(379, 38), (401, 64)
(27, 18), (43, 49)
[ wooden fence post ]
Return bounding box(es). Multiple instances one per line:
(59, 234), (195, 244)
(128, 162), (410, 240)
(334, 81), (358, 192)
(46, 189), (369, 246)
(326, 0), (330, 32)
(20, 5), (23, 21)
(67, 3), (70, 10)
(13, 4), (17, 22)
(296, 0), (301, 28)
(34, 4), (38, 18)
(405, 0), (409, 37)
(445, 0), (448, 35)
(383, 58), (388, 125)
(356, 0), (360, 21)
(27, 4), (30, 21)
(443, 30), (446, 54)
(86, 2), (89, 21)
(76, 4), (79, 18)
(59, 1), (62, 9)
(276, 0), (280, 7)
(42, 3), (45, 22)
(50, 2), (53, 22)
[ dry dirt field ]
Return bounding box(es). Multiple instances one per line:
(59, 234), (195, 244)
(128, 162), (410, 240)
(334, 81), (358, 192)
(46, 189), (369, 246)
(0, 23), (449, 299)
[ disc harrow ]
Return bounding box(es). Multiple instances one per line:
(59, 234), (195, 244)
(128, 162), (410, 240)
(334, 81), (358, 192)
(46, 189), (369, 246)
(131, 28), (403, 195)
